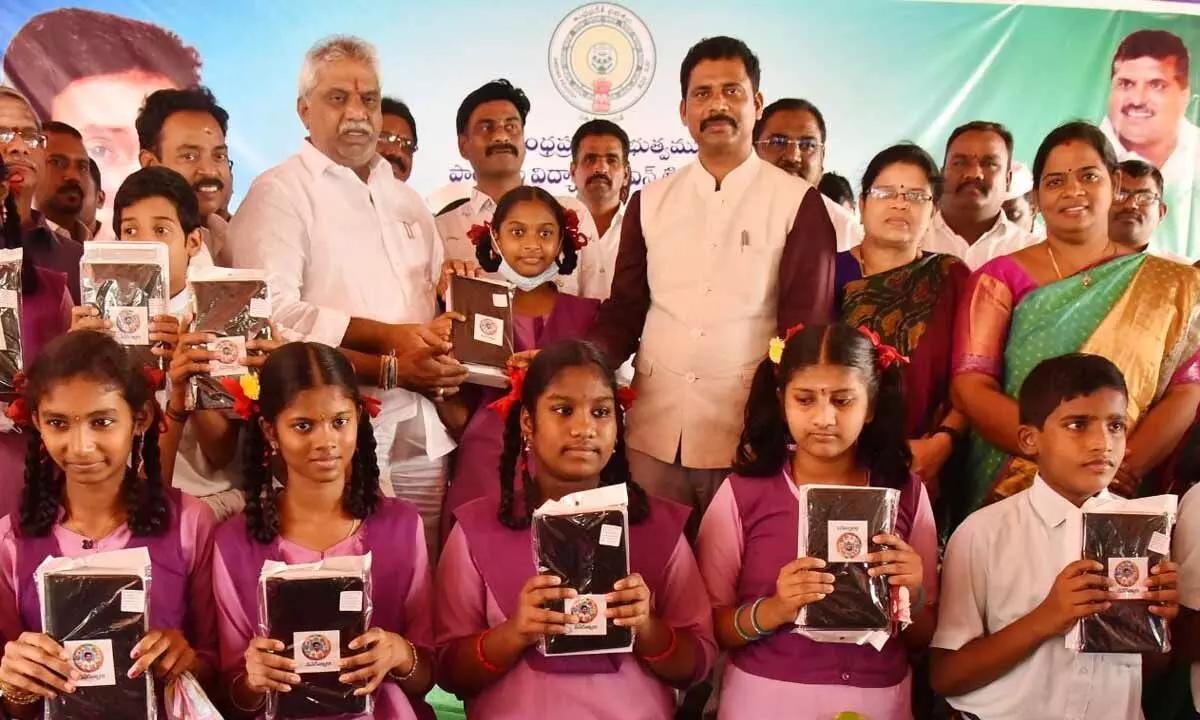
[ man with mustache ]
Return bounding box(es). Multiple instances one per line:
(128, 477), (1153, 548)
(82, 158), (104, 239)
(136, 86), (234, 265)
(229, 36), (466, 552)
(570, 119), (630, 298)
(1102, 30), (1199, 259)
(379, 96), (417, 182)
(0, 86), (82, 300)
(587, 36), (837, 531)
(1110, 159), (1177, 259)
(434, 79), (606, 298)
(924, 120), (1034, 270)
(753, 98), (860, 250)
(33, 121), (93, 243)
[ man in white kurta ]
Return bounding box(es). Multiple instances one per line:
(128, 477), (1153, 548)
(228, 36), (465, 554)
(589, 37), (837, 532)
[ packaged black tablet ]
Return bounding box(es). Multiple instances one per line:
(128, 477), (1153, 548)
(1070, 495), (1176, 654)
(36, 547), (155, 720)
(80, 241), (170, 370)
(185, 266), (272, 413)
(796, 485), (900, 635)
(0, 248), (23, 393)
(260, 555), (373, 719)
(447, 274), (515, 389)
(532, 484), (633, 657)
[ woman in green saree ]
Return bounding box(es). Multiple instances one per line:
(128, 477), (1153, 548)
(951, 121), (1200, 519)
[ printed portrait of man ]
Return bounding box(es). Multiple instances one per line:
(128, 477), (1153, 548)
(3, 8), (202, 238)
(1101, 28), (1199, 258)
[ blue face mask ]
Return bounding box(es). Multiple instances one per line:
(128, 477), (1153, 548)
(496, 258), (561, 291)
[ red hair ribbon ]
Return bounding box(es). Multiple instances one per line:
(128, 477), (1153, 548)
(784, 323), (805, 342)
(141, 366), (166, 392)
(617, 386), (637, 411)
(219, 377), (258, 421)
(857, 327), (910, 370)
(563, 209), (588, 251)
(4, 372), (30, 428)
(488, 367), (526, 421)
(466, 222), (493, 247)
(361, 395), (382, 418)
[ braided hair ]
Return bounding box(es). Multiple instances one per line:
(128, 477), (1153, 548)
(496, 339), (649, 529)
(20, 330), (168, 536)
(242, 342), (380, 544)
(733, 323), (912, 490)
(473, 186), (581, 276)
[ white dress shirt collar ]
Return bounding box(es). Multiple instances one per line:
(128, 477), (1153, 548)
(468, 186), (499, 217)
(298, 139), (391, 184)
(1029, 473), (1113, 528)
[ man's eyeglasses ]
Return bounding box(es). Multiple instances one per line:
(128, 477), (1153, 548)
(379, 134), (418, 152)
(866, 187), (933, 204)
(1114, 189), (1161, 207)
(754, 136), (822, 154)
(0, 128), (47, 150)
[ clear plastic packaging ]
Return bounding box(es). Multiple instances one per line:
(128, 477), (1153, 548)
(0, 248), (23, 392)
(35, 547), (156, 720)
(795, 485), (901, 644)
(163, 672), (221, 720)
(184, 267), (271, 412)
(447, 274), (515, 388)
(532, 484), (633, 657)
(259, 553), (373, 719)
(80, 242), (170, 369)
(1067, 494), (1177, 654)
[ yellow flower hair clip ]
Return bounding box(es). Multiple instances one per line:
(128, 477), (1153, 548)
(239, 373), (261, 401)
(768, 324), (806, 365)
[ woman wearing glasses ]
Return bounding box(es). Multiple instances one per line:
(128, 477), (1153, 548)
(833, 143), (970, 512)
(952, 121), (1200, 518)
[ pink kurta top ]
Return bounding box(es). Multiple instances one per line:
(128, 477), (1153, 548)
(696, 477), (940, 720)
(212, 520), (433, 720)
(434, 524), (716, 719)
(0, 494), (218, 670)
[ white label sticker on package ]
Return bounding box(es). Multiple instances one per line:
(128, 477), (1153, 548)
(339, 591), (363, 613)
(0, 289), (17, 308)
(65, 639), (116, 687)
(1148, 531), (1171, 556)
(249, 297), (272, 319)
(492, 293), (509, 308)
(111, 305), (150, 345)
(827, 520), (869, 562)
(1108, 557), (1149, 598)
(294, 630), (341, 674)
(474, 314), (504, 347)
(598, 524), (623, 547)
(208, 336), (247, 378)
(120, 589), (145, 613)
(564, 595), (607, 636)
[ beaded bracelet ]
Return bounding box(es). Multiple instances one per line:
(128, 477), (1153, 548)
(164, 404), (190, 424)
(638, 624), (677, 663)
(388, 638), (420, 683)
(749, 597), (771, 637)
(0, 680), (39, 705)
(476, 629), (502, 674)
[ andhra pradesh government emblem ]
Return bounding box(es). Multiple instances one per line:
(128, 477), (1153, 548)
(548, 2), (656, 116)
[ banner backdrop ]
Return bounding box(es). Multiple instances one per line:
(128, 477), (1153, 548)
(2, 0), (1199, 257)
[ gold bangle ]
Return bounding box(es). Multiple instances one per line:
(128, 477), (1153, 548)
(0, 681), (39, 705)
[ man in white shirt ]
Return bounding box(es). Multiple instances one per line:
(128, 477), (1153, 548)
(434, 79), (607, 298)
(570, 119), (629, 299)
(589, 37), (837, 531)
(925, 120), (1035, 270)
(135, 86), (235, 264)
(228, 35), (467, 552)
(1102, 30), (1199, 259)
(752, 97), (860, 251)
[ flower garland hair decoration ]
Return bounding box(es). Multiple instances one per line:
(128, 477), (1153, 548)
(767, 324), (806, 365)
(857, 327), (910, 370)
(3, 372), (29, 429)
(466, 222), (493, 247)
(219, 374), (261, 421)
(562, 208), (588, 251)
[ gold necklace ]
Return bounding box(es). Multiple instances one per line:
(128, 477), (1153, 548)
(1046, 241), (1113, 289)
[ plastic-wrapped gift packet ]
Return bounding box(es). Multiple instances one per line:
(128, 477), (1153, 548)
(447, 275), (515, 389)
(0, 248), (23, 393)
(260, 554), (373, 719)
(36, 547), (155, 720)
(532, 484), (633, 657)
(185, 267), (271, 412)
(80, 242), (170, 369)
(1068, 494), (1177, 654)
(796, 485), (901, 637)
